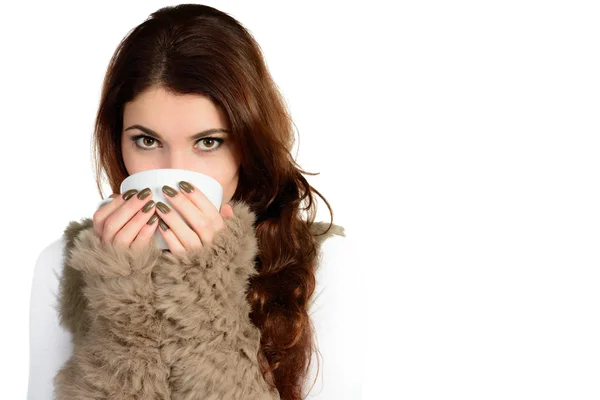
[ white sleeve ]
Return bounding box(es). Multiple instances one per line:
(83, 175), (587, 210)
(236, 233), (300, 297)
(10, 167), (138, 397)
(27, 238), (74, 400)
(303, 234), (364, 399)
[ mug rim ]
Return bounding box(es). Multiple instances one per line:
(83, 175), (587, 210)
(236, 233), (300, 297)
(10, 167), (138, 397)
(120, 168), (222, 193)
(97, 169), (223, 211)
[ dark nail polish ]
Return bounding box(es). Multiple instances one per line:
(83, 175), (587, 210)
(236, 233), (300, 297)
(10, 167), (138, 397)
(179, 181), (194, 193)
(162, 185), (178, 197)
(122, 189), (138, 201)
(137, 187), (152, 200)
(158, 218), (169, 231)
(156, 201), (171, 214)
(142, 200), (155, 213)
(147, 214), (159, 225)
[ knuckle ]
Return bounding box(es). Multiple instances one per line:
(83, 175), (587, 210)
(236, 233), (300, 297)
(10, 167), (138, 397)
(189, 219), (205, 232)
(214, 220), (225, 232)
(141, 225), (153, 237)
(113, 235), (128, 249)
(92, 212), (102, 226)
(197, 215), (209, 225)
(103, 223), (115, 239)
(100, 234), (110, 246)
(93, 224), (102, 237)
(203, 231), (214, 245)
(130, 241), (140, 252)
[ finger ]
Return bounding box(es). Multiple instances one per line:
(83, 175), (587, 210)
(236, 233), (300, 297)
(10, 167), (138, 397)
(157, 217), (186, 254)
(177, 181), (222, 223)
(168, 181), (224, 244)
(220, 203), (234, 220)
(113, 198), (157, 248)
(96, 193), (120, 210)
(130, 214), (160, 252)
(155, 196), (203, 249)
(93, 193), (125, 237)
(102, 188), (152, 244)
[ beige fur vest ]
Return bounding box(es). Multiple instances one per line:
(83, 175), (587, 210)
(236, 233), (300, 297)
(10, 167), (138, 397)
(53, 200), (344, 400)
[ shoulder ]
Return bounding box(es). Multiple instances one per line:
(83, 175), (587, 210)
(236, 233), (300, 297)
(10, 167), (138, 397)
(30, 236), (67, 323)
(34, 216), (93, 275)
(30, 236), (68, 339)
(37, 236), (66, 261)
(318, 232), (355, 263)
(309, 225), (361, 316)
(31, 217), (95, 324)
(33, 237), (66, 287)
(303, 229), (364, 398)
(28, 238), (76, 400)
(312, 223), (359, 282)
(32, 218), (94, 282)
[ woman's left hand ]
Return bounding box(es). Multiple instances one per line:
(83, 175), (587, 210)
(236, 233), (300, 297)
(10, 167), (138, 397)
(154, 181), (235, 254)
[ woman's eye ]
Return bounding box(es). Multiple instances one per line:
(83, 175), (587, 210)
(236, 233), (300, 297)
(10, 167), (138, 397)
(133, 136), (159, 150)
(195, 138), (224, 152)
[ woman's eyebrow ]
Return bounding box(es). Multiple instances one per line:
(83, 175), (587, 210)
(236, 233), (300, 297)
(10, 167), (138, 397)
(124, 124), (230, 141)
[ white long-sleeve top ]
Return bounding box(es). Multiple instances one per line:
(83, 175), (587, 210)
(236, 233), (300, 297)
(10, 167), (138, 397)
(27, 231), (363, 399)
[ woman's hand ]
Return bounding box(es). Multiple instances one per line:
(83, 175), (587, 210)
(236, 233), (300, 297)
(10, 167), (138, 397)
(93, 188), (159, 252)
(154, 180), (234, 254)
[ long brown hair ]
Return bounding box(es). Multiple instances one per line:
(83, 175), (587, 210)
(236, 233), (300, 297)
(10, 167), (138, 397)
(90, 4), (336, 399)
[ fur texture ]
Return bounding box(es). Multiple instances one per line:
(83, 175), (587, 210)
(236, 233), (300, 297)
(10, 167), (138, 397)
(53, 200), (344, 399)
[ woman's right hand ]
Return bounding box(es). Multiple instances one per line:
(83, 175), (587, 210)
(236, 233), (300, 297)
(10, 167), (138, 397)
(93, 188), (160, 252)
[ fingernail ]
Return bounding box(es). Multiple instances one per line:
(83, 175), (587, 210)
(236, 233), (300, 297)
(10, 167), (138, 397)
(147, 214), (159, 225)
(179, 181), (194, 193)
(142, 200), (156, 213)
(122, 189), (138, 200)
(162, 185), (178, 197)
(137, 187), (152, 200)
(158, 218), (169, 231)
(156, 201), (171, 214)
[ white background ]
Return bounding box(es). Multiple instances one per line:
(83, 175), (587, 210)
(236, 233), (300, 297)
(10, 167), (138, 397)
(1, 1), (599, 398)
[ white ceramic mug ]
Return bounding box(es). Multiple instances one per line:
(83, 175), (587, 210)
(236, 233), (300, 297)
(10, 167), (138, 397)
(96, 168), (223, 250)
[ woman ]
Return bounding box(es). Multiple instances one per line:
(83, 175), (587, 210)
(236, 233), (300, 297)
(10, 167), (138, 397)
(27, 4), (358, 400)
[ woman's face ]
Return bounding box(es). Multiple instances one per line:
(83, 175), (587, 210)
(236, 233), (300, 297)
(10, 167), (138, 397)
(121, 86), (241, 206)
